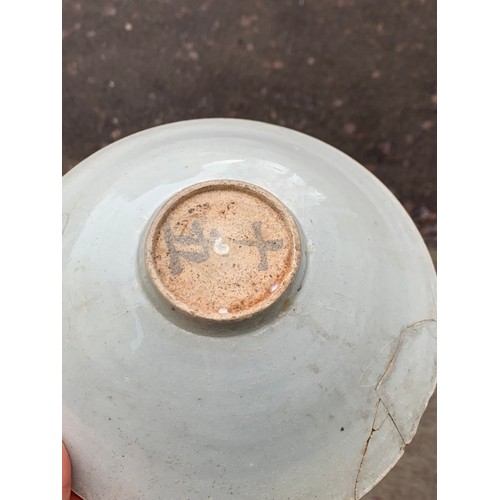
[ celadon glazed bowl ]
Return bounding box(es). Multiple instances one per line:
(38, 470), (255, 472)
(62, 118), (436, 500)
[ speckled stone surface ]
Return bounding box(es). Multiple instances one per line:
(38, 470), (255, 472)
(62, 1), (436, 498)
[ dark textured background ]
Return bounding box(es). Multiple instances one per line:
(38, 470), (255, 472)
(63, 1), (436, 498)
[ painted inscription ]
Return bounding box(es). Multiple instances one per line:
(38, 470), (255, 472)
(235, 221), (283, 271)
(164, 220), (283, 275)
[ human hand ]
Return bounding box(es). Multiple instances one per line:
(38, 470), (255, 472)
(62, 442), (83, 500)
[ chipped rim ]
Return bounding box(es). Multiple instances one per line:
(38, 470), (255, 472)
(144, 179), (302, 322)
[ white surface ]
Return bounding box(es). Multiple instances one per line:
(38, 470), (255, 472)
(62, 119), (436, 500)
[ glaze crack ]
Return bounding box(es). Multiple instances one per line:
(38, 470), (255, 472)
(354, 318), (436, 498)
(377, 394), (407, 445)
(375, 318), (436, 391)
(353, 398), (382, 499)
(62, 193), (84, 236)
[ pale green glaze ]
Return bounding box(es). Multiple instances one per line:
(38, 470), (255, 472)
(63, 119), (436, 500)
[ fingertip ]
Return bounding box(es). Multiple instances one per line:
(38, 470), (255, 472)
(62, 442), (72, 500)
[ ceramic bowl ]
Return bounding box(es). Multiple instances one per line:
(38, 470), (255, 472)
(63, 118), (436, 500)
